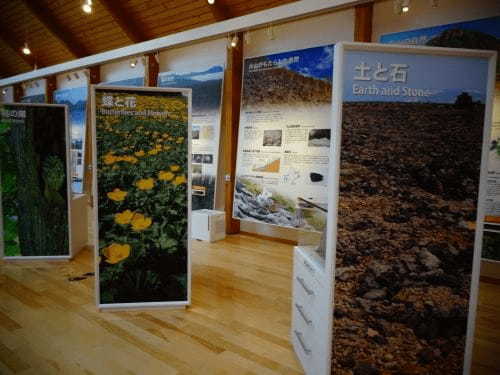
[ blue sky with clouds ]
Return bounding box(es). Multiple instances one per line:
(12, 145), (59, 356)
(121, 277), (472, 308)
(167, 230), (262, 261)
(343, 50), (490, 103)
(246, 44), (334, 82)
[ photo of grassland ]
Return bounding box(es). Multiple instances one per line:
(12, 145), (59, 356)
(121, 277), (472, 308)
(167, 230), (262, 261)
(1, 105), (69, 257)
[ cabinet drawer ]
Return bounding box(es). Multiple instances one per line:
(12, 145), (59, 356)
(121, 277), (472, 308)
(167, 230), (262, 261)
(294, 247), (326, 288)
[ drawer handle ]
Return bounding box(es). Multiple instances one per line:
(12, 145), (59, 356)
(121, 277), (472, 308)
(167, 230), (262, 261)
(295, 303), (312, 325)
(296, 276), (314, 296)
(303, 260), (315, 274)
(294, 330), (312, 355)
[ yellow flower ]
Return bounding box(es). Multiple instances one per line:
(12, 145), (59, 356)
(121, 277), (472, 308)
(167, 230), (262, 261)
(170, 165), (180, 172)
(136, 178), (155, 190)
(122, 155), (138, 164)
(135, 150), (145, 157)
(173, 175), (187, 186)
(131, 214), (152, 232)
(115, 210), (134, 225)
(148, 149), (159, 156)
(103, 243), (131, 264)
(176, 137), (185, 144)
(162, 133), (169, 139)
(104, 153), (117, 165)
(158, 171), (174, 181)
(107, 188), (127, 201)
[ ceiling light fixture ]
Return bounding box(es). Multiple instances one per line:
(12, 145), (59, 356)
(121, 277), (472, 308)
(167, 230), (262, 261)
(82, 0), (92, 14)
(22, 42), (31, 55)
(401, 0), (410, 13)
(208, 0), (215, 4)
(2, 89), (6, 95)
(130, 59), (137, 68)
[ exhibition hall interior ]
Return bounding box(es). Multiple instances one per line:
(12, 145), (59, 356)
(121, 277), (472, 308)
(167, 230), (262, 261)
(0, 0), (499, 374)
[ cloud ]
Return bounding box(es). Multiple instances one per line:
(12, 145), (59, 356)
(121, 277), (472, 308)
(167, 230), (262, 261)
(316, 46), (334, 70)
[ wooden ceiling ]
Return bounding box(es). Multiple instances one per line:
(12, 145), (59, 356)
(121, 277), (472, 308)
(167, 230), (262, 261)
(0, 0), (299, 78)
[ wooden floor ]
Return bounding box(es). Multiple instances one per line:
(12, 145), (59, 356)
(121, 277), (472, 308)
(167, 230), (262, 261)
(0, 234), (499, 374)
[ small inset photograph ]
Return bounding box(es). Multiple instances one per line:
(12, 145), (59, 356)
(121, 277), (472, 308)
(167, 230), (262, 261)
(306, 166), (328, 186)
(252, 158), (281, 173)
(200, 126), (214, 140)
(192, 154), (203, 163)
(192, 125), (200, 140)
(263, 129), (282, 147)
(308, 129), (331, 147)
(202, 154), (213, 164)
(192, 164), (202, 174)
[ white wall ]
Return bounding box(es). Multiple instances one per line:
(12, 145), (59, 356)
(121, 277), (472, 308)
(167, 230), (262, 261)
(0, 86), (14, 103)
(373, 0), (500, 42)
(240, 8), (355, 242)
(100, 57), (146, 84)
(56, 69), (89, 90)
(158, 38), (227, 73)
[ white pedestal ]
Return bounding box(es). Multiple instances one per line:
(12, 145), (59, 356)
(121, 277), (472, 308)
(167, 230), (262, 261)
(191, 209), (226, 242)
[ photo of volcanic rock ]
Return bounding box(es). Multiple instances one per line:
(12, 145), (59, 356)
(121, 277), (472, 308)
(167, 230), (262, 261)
(332, 98), (486, 374)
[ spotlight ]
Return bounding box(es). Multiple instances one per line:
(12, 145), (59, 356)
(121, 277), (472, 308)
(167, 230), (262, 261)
(22, 42), (31, 55)
(208, 0), (215, 4)
(230, 35), (238, 48)
(401, 0), (410, 13)
(82, 0), (92, 14)
(2, 89), (6, 95)
(130, 59), (137, 68)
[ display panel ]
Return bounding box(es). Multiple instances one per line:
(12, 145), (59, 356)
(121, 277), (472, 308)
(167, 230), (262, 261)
(102, 77), (145, 87)
(54, 86), (88, 194)
(0, 104), (70, 258)
(233, 45), (334, 230)
(21, 94), (46, 103)
(380, 16), (500, 228)
(158, 65), (224, 210)
(331, 44), (493, 374)
(93, 86), (191, 307)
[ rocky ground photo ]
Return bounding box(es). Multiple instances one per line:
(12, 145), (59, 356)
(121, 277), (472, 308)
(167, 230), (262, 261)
(332, 101), (485, 374)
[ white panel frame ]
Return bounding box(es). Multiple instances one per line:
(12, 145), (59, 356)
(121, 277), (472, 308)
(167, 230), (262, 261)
(0, 0), (370, 87)
(328, 42), (497, 375)
(91, 85), (192, 311)
(0, 103), (73, 260)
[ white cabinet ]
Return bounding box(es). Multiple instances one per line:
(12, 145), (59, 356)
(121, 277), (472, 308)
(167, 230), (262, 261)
(291, 246), (331, 375)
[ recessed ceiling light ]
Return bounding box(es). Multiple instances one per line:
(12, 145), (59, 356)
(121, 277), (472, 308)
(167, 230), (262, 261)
(208, 0), (215, 4)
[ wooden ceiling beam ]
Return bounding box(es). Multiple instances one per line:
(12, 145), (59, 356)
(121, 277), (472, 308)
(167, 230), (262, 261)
(208, 0), (231, 22)
(21, 0), (90, 58)
(0, 26), (38, 69)
(97, 0), (149, 43)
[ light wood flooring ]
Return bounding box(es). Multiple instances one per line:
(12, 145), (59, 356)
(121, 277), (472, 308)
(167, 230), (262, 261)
(0, 234), (499, 374)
